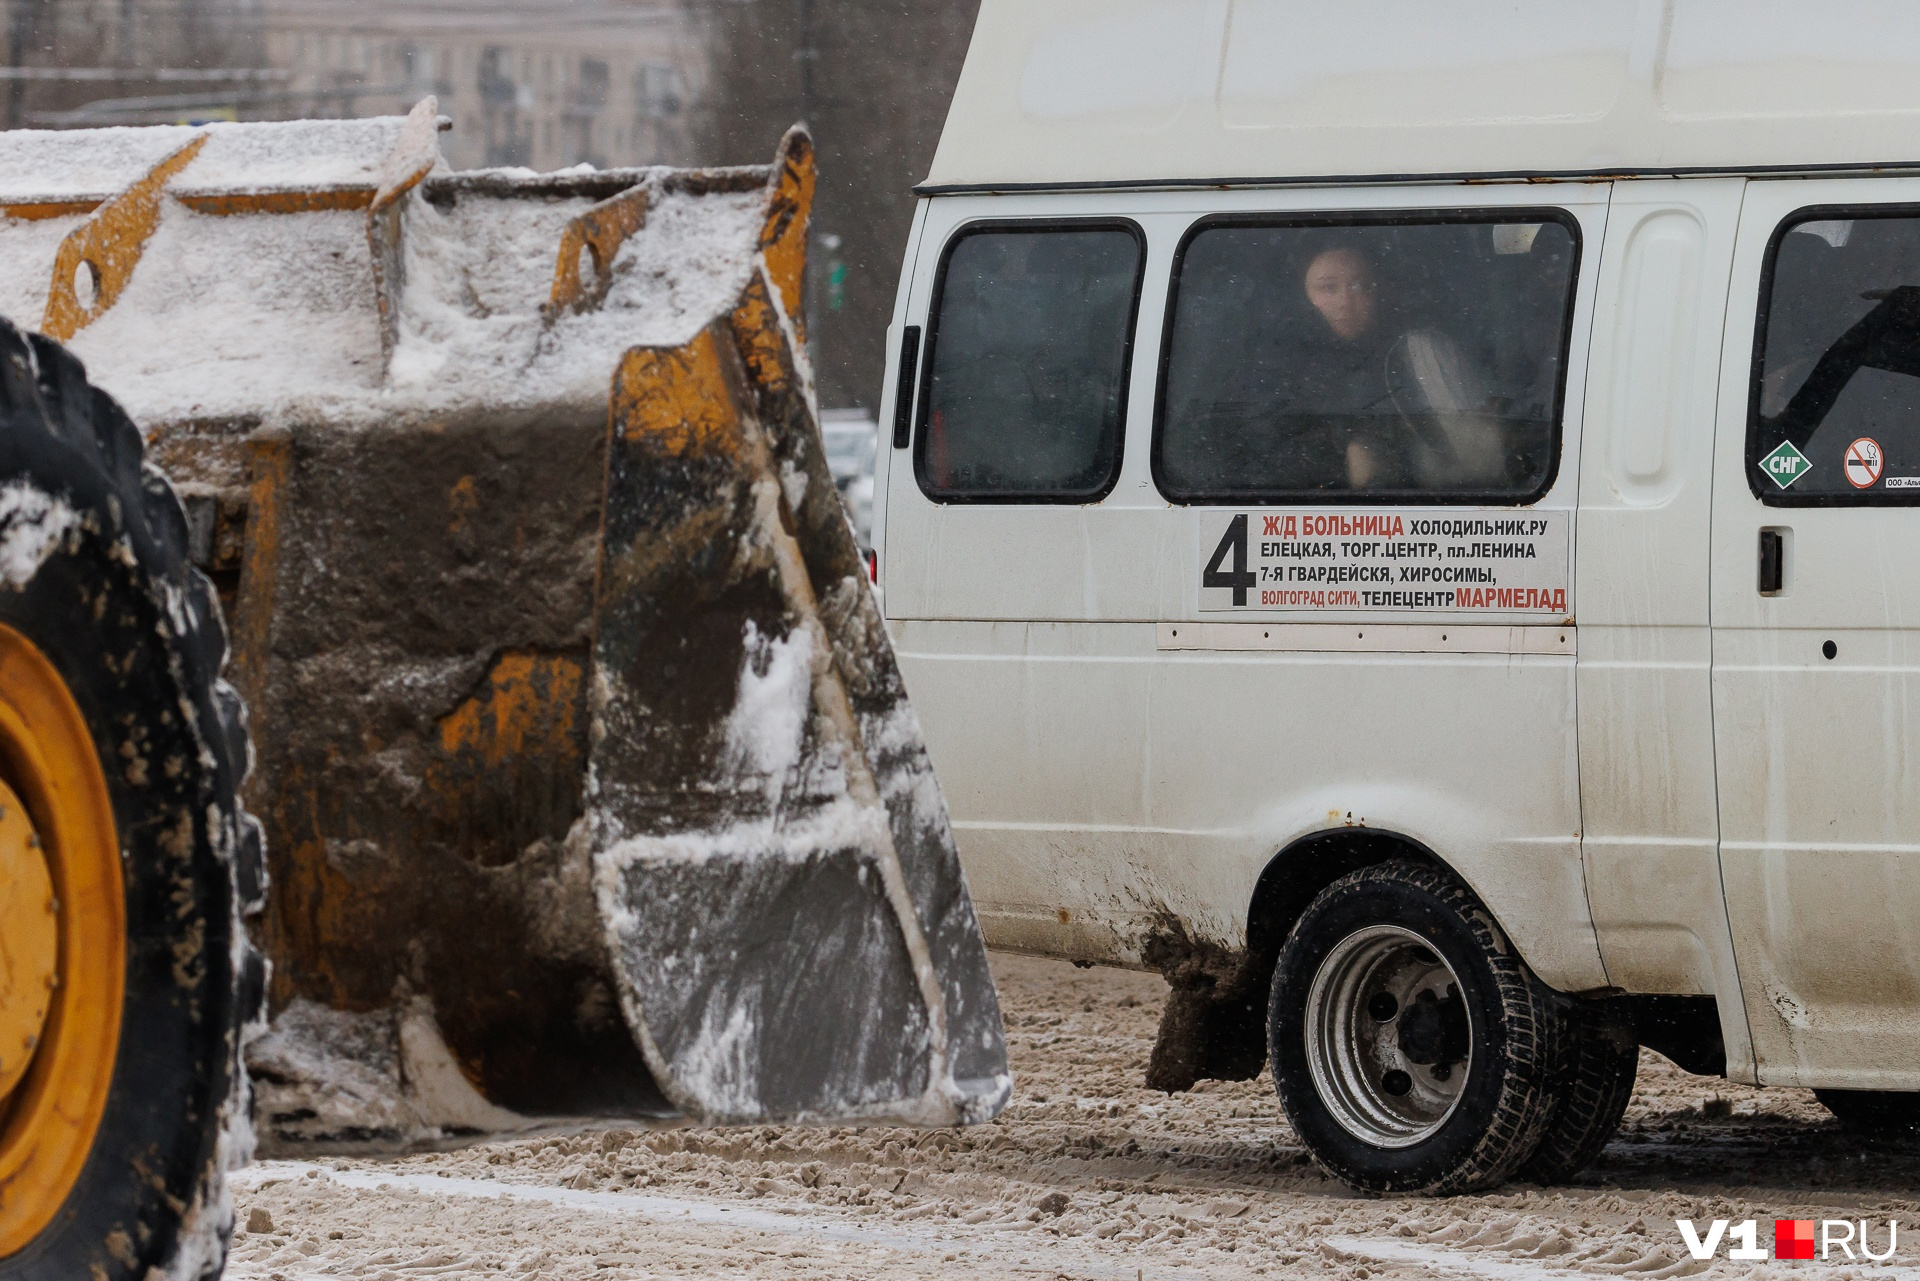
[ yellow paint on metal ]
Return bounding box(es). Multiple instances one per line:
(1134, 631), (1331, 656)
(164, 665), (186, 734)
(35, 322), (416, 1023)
(547, 186), (651, 316)
(758, 129), (815, 339)
(548, 128), (811, 323)
(611, 326), (744, 459)
(179, 187), (376, 216)
(722, 127), (814, 397)
(729, 271), (792, 398)
(15, 187), (373, 222)
(231, 427), (291, 732)
(436, 651), (584, 768)
(0, 200), (102, 222)
(40, 132), (208, 342)
(0, 624), (124, 1257)
(0, 783), (54, 1104)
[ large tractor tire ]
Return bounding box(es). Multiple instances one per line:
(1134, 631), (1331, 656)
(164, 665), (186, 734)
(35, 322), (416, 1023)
(0, 319), (261, 1280)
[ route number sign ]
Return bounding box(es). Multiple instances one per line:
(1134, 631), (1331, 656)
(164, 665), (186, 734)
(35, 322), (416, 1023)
(1199, 509), (1571, 615)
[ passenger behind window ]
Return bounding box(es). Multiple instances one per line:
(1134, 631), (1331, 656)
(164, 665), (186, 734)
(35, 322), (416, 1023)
(1296, 242), (1505, 491)
(1156, 217), (1577, 505)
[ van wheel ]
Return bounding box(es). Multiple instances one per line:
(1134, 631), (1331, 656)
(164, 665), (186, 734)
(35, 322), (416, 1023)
(0, 321), (261, 1280)
(1268, 860), (1563, 1195)
(1814, 1089), (1920, 1137)
(1521, 996), (1636, 1183)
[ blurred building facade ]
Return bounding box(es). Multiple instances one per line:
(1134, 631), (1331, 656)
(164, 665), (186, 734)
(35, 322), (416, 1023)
(262, 1), (705, 170)
(4, 0), (270, 128)
(3, 0), (980, 409)
(5, 0), (704, 169)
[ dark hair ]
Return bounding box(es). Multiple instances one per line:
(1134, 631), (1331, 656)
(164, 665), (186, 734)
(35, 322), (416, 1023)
(1301, 238), (1374, 280)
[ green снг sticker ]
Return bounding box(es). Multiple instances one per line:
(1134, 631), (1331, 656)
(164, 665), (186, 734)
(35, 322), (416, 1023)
(1760, 439), (1813, 489)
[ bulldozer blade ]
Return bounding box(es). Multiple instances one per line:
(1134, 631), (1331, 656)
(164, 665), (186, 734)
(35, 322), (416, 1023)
(0, 109), (1008, 1139)
(586, 136), (1010, 1126)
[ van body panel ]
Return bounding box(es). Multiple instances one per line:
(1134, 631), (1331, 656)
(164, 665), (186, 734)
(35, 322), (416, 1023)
(884, 506), (1177, 622)
(1571, 178), (1756, 1077)
(897, 619), (1601, 987)
(883, 184), (1611, 994)
(930, 1), (1920, 190)
(1711, 176), (1920, 1088)
(870, 197), (932, 610)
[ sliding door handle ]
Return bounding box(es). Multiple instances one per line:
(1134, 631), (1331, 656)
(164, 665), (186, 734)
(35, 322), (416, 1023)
(1758, 528), (1785, 595)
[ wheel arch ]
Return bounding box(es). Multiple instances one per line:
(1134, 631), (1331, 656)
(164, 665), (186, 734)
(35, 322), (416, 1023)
(1245, 826), (1449, 993)
(1245, 821), (1604, 1004)
(1145, 825), (1448, 1094)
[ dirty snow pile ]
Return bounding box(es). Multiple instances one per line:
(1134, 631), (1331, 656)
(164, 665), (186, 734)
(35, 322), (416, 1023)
(0, 116), (770, 431)
(0, 118), (401, 202)
(62, 201), (383, 424)
(387, 180), (766, 416)
(0, 117), (402, 361)
(248, 996), (537, 1148)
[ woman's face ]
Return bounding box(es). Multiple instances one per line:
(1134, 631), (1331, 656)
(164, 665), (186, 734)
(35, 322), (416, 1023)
(1305, 248), (1376, 341)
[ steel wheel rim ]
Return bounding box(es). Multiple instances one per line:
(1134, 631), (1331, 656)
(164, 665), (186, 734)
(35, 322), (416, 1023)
(0, 777), (56, 1104)
(0, 624), (124, 1256)
(1304, 923), (1472, 1149)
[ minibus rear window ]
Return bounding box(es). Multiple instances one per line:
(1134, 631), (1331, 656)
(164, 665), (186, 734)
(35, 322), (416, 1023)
(1751, 210), (1920, 504)
(916, 222), (1144, 502)
(1153, 213), (1578, 505)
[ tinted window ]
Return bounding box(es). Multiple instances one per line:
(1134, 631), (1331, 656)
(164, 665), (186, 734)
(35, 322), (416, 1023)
(1154, 215), (1578, 504)
(1752, 211), (1920, 502)
(916, 225), (1143, 501)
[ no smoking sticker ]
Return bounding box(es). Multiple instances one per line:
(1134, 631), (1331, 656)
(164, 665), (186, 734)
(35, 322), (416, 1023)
(1845, 437), (1884, 488)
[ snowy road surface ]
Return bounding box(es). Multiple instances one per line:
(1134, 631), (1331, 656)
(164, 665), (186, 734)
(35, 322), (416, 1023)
(226, 953), (1920, 1279)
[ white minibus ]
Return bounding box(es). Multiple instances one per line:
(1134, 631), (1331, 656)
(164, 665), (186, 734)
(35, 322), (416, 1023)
(875, 1), (1920, 1193)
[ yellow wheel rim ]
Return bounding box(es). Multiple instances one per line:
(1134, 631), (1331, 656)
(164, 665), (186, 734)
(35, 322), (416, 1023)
(0, 624), (123, 1256)
(0, 785), (56, 1102)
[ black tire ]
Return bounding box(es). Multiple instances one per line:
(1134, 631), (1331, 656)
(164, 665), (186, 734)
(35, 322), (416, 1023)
(1521, 996), (1637, 1183)
(1814, 1089), (1920, 1138)
(0, 319), (262, 1280)
(1268, 859), (1564, 1195)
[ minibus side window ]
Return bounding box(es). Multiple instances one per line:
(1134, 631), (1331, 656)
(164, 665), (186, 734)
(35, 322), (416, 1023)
(915, 223), (1144, 502)
(1751, 210), (1920, 503)
(1153, 214), (1579, 505)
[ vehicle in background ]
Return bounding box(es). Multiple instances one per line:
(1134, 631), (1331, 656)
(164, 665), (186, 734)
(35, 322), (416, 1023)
(821, 407), (878, 548)
(875, 0), (1920, 1195)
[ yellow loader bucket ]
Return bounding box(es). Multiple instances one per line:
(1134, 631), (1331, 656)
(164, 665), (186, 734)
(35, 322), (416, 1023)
(0, 98), (1008, 1145)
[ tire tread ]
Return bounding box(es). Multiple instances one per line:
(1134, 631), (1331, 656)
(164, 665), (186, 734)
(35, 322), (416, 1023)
(1270, 859), (1566, 1196)
(1522, 996), (1636, 1183)
(1, 318), (262, 1281)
